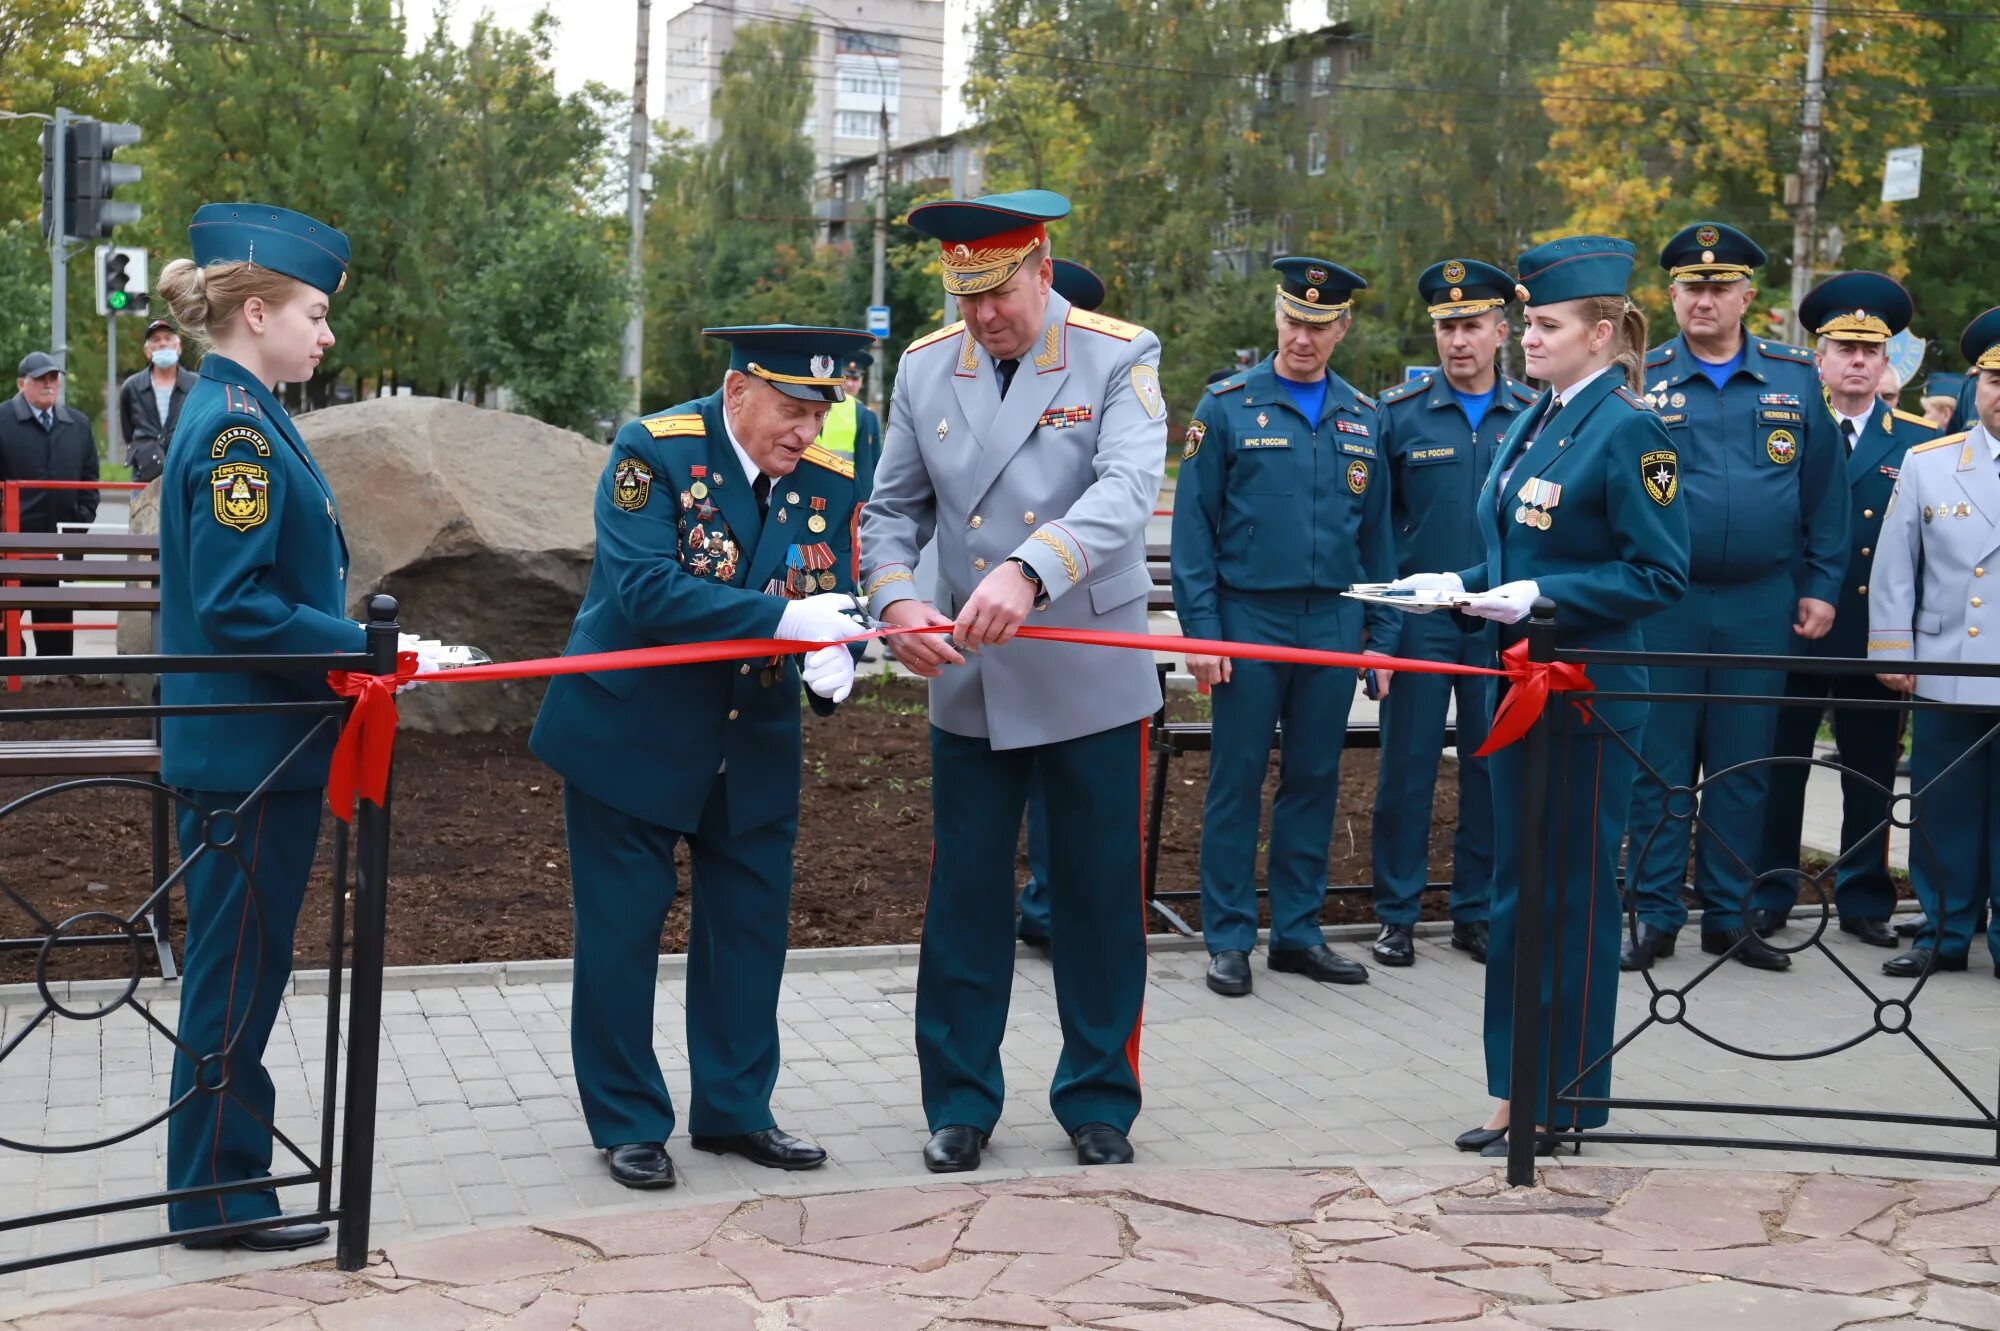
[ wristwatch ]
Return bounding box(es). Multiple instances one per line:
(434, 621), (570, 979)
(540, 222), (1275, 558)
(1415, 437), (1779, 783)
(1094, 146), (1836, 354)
(1006, 556), (1050, 609)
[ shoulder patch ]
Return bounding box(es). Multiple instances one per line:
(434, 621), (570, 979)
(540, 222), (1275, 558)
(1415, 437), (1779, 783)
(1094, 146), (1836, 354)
(906, 320), (966, 355)
(1207, 375), (1247, 397)
(210, 423), (271, 458)
(799, 444), (855, 479)
(1066, 308), (1143, 341)
(1756, 341), (1814, 363)
(641, 412), (705, 439)
(1909, 432), (1967, 456)
(210, 461), (271, 531)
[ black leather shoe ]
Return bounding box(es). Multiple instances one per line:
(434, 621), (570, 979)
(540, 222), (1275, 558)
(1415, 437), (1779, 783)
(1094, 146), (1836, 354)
(1206, 949), (1252, 996)
(1749, 909), (1789, 939)
(1479, 1132), (1575, 1159)
(923, 1125), (988, 1173)
(1896, 914), (1930, 938)
(1620, 924), (1677, 972)
(1702, 927), (1791, 970)
(690, 1126), (826, 1170)
(604, 1142), (676, 1189)
(1372, 923), (1415, 967)
(1454, 1125), (1506, 1152)
(1451, 920), (1490, 964)
(1071, 1122), (1134, 1165)
(1840, 918), (1899, 948)
(181, 1221), (330, 1252)
(1268, 944), (1369, 985)
(1018, 931), (1052, 958)
(1883, 945), (1968, 978)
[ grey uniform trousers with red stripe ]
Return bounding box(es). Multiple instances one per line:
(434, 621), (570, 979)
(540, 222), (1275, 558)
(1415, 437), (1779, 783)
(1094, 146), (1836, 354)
(916, 719), (1150, 1136)
(167, 788), (321, 1232)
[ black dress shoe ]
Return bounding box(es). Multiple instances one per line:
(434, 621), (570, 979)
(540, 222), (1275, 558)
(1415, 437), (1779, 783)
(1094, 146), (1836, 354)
(1268, 943), (1369, 984)
(1071, 1122), (1134, 1165)
(690, 1126), (826, 1170)
(1206, 949), (1252, 996)
(181, 1221), (331, 1252)
(1620, 924), (1677, 972)
(604, 1142), (676, 1189)
(1883, 945), (1968, 977)
(1840, 918), (1899, 948)
(1702, 927), (1791, 970)
(1749, 909), (1789, 939)
(1018, 931), (1052, 958)
(923, 1124), (988, 1173)
(1372, 923), (1415, 967)
(1479, 1132), (1575, 1158)
(1896, 914), (1930, 938)
(1451, 920), (1490, 964)
(1454, 1124), (1506, 1152)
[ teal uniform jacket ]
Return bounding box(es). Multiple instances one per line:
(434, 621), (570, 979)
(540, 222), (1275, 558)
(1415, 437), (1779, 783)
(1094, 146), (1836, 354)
(1462, 370), (1689, 1131)
(1171, 356), (1399, 955)
(528, 390), (871, 1148)
(1371, 370), (1537, 925)
(155, 353), (363, 1233)
(1625, 332), (1850, 934)
(1760, 400), (1936, 926)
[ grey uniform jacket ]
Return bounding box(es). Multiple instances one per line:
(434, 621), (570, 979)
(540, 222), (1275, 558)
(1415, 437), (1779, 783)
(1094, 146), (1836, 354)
(1868, 424), (2000, 706)
(859, 290), (1168, 748)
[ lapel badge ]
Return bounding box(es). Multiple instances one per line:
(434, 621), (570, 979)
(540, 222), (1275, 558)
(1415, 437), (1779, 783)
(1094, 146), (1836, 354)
(786, 491), (800, 505)
(937, 418), (950, 440)
(1256, 412), (1269, 427)
(777, 508), (788, 523)
(1958, 502), (1973, 519)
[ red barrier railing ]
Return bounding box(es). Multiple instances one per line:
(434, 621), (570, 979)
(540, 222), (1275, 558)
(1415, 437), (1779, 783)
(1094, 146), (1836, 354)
(3, 478), (149, 688)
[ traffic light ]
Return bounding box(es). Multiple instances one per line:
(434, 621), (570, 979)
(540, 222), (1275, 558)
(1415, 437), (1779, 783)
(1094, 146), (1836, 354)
(96, 246), (149, 316)
(70, 120), (143, 239)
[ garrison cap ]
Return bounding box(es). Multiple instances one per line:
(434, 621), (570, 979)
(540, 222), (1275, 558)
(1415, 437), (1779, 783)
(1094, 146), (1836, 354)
(704, 324), (876, 403)
(1926, 370), (1967, 399)
(907, 189), (1068, 297)
(1418, 258), (1514, 320)
(1050, 259), (1106, 313)
(1962, 306), (2000, 373)
(1272, 256), (1365, 325)
(1799, 271), (1912, 345)
(189, 202), (351, 296)
(1515, 236), (1636, 305)
(1658, 221), (1765, 284)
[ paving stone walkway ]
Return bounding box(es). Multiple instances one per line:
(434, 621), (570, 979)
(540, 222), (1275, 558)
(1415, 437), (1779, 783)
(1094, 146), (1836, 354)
(17, 1163), (2000, 1329)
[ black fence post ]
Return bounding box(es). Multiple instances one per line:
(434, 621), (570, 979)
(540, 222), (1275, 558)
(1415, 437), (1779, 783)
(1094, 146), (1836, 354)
(337, 595), (398, 1270)
(1506, 599), (1558, 1188)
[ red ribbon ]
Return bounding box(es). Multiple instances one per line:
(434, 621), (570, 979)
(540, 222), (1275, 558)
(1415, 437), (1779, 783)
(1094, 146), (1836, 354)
(323, 626), (1590, 822)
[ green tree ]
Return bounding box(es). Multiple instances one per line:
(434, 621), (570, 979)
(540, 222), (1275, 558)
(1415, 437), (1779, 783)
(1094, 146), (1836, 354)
(0, 218), (51, 371)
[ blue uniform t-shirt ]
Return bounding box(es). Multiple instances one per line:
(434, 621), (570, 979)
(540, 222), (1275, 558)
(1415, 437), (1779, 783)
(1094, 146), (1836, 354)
(1452, 385), (1498, 432)
(1275, 371), (1327, 425)
(1693, 344), (1746, 391)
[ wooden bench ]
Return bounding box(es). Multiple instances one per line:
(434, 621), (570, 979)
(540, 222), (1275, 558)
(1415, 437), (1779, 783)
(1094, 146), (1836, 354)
(0, 530), (175, 976)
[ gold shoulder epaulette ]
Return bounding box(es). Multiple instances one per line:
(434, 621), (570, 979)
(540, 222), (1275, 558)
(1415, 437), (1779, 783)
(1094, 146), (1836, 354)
(1909, 432), (1967, 456)
(906, 321), (966, 354)
(1891, 408), (1935, 430)
(1066, 308), (1143, 341)
(799, 444), (855, 479)
(641, 413), (705, 439)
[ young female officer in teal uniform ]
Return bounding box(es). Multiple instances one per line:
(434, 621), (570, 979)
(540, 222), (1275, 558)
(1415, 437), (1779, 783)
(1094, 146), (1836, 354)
(1395, 236), (1690, 1156)
(153, 204), (363, 1250)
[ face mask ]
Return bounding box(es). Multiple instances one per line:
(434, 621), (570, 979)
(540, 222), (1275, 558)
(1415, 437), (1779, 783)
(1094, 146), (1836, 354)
(151, 348), (180, 369)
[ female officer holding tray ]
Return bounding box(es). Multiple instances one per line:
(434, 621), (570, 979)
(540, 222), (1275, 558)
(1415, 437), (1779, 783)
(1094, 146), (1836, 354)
(1394, 236), (1690, 1157)
(153, 203), (373, 1251)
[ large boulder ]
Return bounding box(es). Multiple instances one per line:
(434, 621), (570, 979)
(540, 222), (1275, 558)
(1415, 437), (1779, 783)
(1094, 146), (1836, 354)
(124, 398), (605, 732)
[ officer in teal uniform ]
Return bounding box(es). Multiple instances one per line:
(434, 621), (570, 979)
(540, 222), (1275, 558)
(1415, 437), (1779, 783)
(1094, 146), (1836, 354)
(1015, 258), (1108, 953)
(530, 325), (875, 1189)
(1759, 273), (1935, 944)
(1621, 222), (1850, 973)
(1870, 306), (2000, 978)
(1172, 257), (1400, 998)
(154, 204), (363, 1250)
(1369, 258), (1537, 968)
(1395, 235), (1690, 1154)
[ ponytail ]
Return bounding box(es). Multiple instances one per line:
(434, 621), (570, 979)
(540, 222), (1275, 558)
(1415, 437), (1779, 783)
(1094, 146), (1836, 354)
(1579, 295), (1650, 391)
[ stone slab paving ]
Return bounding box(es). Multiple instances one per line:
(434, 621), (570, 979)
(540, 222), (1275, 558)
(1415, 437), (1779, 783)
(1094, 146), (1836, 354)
(3, 929), (1997, 1316)
(16, 1163), (2000, 1329)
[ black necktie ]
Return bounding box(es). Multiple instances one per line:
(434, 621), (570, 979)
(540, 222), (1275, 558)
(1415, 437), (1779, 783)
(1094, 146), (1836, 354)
(753, 472), (771, 518)
(1842, 417), (1858, 452)
(997, 358), (1020, 398)
(36, 409), (52, 432)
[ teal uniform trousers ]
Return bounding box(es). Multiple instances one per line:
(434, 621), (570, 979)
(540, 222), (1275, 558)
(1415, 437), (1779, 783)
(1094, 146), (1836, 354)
(1908, 710), (2000, 965)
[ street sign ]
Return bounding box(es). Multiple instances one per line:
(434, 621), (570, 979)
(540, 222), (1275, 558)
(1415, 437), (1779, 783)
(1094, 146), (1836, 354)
(866, 304), (891, 339)
(1882, 147), (1923, 203)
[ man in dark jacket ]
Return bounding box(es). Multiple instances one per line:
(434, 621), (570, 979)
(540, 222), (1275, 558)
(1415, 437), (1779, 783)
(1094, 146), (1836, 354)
(1, 352), (100, 657)
(118, 320), (197, 482)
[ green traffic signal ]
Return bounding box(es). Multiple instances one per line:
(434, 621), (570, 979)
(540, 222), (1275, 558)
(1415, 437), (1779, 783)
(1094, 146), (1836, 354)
(108, 291), (128, 310)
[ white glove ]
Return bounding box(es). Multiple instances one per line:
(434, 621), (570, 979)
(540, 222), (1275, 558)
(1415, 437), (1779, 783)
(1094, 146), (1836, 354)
(801, 644), (856, 703)
(1389, 571), (1465, 596)
(1461, 580), (1542, 625)
(775, 592), (866, 643)
(395, 632), (448, 692)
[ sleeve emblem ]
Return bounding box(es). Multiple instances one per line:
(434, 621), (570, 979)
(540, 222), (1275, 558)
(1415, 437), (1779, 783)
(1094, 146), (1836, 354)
(211, 425), (271, 458)
(1130, 364), (1166, 420)
(1182, 418), (1206, 461)
(211, 462), (271, 531)
(613, 459), (654, 511)
(1642, 450), (1679, 506)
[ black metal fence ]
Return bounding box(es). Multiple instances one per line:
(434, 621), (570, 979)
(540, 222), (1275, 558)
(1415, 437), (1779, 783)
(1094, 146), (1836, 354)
(0, 596), (401, 1273)
(1505, 600), (2000, 1184)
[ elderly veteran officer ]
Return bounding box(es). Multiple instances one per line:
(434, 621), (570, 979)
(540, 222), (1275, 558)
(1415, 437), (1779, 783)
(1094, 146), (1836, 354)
(1621, 222), (1850, 974)
(1869, 306), (2000, 980)
(1395, 235), (1690, 1156)
(1172, 257), (1399, 997)
(1369, 259), (1537, 968)
(861, 191), (1165, 1173)
(1759, 273), (1937, 947)
(530, 325), (874, 1189)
